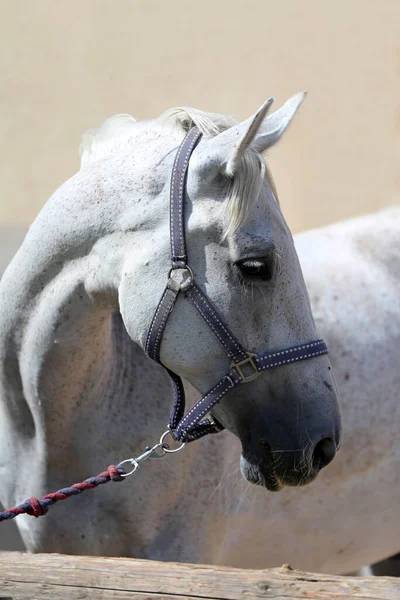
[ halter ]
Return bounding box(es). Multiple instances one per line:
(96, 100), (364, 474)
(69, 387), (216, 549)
(145, 127), (328, 443)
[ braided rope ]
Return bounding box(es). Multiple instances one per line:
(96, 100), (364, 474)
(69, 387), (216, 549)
(0, 464), (126, 523)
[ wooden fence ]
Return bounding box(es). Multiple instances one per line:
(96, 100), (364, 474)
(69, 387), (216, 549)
(0, 552), (399, 599)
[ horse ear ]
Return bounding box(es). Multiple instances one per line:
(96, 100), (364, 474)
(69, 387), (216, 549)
(199, 93), (306, 177)
(224, 97), (275, 176)
(252, 92), (307, 153)
(196, 98), (274, 177)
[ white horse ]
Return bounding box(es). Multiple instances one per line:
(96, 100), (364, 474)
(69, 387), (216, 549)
(0, 94), (341, 552)
(0, 97), (397, 574)
(1, 206), (398, 573)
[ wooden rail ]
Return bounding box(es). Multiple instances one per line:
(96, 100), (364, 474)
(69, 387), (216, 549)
(0, 551), (399, 599)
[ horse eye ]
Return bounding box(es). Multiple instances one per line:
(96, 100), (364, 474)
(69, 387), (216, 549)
(235, 257), (274, 282)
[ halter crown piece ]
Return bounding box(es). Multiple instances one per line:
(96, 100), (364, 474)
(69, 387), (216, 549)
(145, 127), (328, 443)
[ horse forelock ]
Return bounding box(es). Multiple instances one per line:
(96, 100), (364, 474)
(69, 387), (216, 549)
(158, 106), (237, 137)
(158, 107), (279, 236)
(79, 107), (279, 237)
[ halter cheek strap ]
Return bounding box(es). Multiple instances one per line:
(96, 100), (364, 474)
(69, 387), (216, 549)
(145, 127), (328, 443)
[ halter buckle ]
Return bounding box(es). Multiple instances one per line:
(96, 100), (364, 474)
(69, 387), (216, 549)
(231, 353), (260, 383)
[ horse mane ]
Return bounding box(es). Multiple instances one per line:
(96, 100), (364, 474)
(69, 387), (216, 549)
(79, 107), (279, 237)
(79, 114), (138, 168)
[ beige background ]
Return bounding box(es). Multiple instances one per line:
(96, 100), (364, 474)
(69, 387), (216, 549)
(0, 1), (399, 233)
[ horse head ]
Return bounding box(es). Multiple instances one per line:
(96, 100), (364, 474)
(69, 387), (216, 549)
(107, 94), (342, 490)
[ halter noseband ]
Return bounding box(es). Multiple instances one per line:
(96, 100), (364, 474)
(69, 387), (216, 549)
(145, 127), (328, 443)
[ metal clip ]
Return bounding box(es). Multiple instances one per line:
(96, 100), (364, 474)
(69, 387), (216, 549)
(117, 430), (186, 477)
(118, 442), (167, 477)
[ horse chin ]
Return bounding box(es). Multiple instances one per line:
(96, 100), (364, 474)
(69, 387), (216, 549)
(239, 455), (320, 491)
(281, 470), (319, 488)
(240, 455), (285, 492)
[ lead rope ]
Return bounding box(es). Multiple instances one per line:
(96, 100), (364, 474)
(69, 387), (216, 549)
(0, 430), (184, 523)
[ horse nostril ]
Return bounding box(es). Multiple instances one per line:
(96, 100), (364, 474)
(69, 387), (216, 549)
(312, 437), (336, 471)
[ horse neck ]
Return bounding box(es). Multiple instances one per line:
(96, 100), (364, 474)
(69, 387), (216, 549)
(0, 236), (175, 486)
(0, 242), (104, 421)
(0, 166), (165, 465)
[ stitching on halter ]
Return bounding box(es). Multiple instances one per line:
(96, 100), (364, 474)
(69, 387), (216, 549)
(145, 287), (169, 360)
(257, 350), (327, 371)
(187, 287), (244, 358)
(256, 340), (323, 362)
(177, 375), (236, 433)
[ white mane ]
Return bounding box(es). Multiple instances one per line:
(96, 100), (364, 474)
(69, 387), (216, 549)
(79, 107), (278, 237)
(79, 114), (138, 168)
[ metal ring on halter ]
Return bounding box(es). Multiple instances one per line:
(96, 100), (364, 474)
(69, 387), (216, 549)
(118, 458), (140, 477)
(167, 265), (194, 289)
(160, 429), (186, 453)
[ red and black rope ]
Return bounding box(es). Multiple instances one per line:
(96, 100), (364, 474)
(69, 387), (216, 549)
(0, 464), (126, 522)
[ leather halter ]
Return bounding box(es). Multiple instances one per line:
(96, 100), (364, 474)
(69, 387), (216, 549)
(145, 127), (328, 443)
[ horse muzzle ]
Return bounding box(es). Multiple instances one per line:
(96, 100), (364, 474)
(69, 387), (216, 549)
(240, 434), (339, 491)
